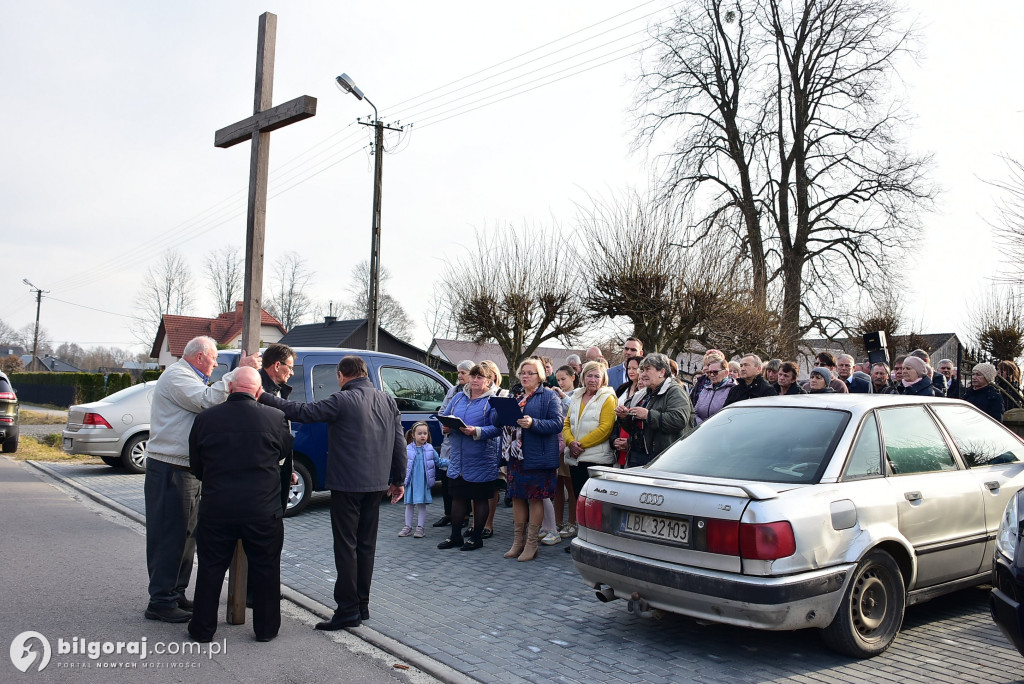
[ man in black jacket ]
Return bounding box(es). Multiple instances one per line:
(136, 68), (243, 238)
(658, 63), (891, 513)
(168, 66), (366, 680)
(187, 367), (293, 643)
(724, 355), (778, 406)
(259, 355), (406, 630)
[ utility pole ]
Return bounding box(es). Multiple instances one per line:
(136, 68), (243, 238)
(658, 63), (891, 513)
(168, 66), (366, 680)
(22, 279), (46, 372)
(357, 116), (403, 351)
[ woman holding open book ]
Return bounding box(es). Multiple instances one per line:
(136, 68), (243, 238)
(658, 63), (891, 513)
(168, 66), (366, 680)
(437, 363), (502, 552)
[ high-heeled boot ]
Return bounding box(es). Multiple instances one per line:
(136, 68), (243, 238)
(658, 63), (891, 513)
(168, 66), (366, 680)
(518, 524), (541, 562)
(503, 522), (526, 558)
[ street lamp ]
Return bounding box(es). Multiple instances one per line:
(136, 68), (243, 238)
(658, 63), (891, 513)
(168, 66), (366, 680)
(22, 279), (47, 372)
(336, 73), (383, 351)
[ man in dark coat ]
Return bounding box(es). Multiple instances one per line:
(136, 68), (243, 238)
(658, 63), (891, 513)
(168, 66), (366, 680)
(187, 367), (293, 643)
(724, 355), (778, 406)
(259, 355), (406, 631)
(259, 343), (296, 510)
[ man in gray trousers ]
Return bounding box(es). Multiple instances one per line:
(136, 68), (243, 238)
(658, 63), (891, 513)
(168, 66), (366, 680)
(143, 335), (257, 623)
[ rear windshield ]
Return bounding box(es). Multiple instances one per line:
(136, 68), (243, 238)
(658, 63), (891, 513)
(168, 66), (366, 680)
(650, 406), (850, 484)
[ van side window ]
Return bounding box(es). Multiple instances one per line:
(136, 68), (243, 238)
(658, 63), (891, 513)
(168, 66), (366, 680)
(379, 367), (447, 412)
(311, 364), (338, 402)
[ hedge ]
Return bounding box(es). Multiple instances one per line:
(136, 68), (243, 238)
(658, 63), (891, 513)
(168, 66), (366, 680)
(10, 372), (143, 407)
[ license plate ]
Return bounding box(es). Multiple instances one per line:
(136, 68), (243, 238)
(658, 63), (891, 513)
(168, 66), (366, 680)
(620, 511), (689, 544)
(63, 438), (72, 451)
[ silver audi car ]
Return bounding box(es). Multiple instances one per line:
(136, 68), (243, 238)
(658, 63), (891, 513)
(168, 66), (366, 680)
(570, 394), (1024, 658)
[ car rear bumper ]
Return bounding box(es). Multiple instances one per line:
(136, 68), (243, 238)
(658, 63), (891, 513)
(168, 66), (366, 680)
(990, 587), (1024, 656)
(62, 430), (121, 457)
(571, 538), (850, 630)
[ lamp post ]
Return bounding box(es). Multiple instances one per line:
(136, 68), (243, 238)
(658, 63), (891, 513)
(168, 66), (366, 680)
(336, 73), (384, 352)
(22, 279), (46, 372)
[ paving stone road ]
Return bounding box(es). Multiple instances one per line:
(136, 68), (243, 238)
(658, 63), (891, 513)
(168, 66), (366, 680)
(32, 461), (1024, 684)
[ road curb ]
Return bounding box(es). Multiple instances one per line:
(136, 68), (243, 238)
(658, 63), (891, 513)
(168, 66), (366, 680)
(24, 459), (478, 684)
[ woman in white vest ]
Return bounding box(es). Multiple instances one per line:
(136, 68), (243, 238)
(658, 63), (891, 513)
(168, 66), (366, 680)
(562, 361), (618, 516)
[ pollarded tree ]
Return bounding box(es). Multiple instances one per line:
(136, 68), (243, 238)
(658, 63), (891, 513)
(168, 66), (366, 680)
(969, 289), (1024, 362)
(440, 225), (590, 373)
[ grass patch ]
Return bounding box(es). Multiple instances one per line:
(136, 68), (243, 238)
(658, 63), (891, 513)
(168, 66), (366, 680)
(11, 435), (102, 464)
(20, 410), (67, 425)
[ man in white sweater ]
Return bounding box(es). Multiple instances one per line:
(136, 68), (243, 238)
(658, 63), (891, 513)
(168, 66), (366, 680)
(144, 335), (257, 623)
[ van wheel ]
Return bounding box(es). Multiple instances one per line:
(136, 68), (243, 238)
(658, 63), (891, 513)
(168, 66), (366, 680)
(821, 549), (905, 658)
(120, 433), (148, 474)
(285, 461), (312, 517)
(2, 434), (17, 453)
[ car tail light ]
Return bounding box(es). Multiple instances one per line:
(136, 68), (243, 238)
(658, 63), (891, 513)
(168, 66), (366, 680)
(704, 518), (740, 555)
(740, 521), (796, 560)
(576, 494), (588, 528)
(0, 417), (12, 424)
(83, 413), (113, 429)
(0, 391), (15, 400)
(584, 497), (603, 531)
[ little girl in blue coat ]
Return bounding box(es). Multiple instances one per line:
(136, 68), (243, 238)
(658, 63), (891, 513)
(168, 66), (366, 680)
(399, 421), (440, 539)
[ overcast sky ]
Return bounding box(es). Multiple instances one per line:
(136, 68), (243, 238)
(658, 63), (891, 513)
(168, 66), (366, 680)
(3, 0), (1022, 357)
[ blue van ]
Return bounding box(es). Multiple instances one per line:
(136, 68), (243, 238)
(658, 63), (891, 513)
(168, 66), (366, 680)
(215, 347), (452, 516)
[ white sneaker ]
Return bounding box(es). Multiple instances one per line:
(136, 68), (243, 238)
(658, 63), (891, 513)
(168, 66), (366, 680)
(540, 530), (562, 546)
(559, 524), (577, 538)
(398, 526), (413, 537)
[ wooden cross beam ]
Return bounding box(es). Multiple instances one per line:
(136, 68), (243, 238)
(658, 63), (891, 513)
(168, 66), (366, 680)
(214, 11), (316, 625)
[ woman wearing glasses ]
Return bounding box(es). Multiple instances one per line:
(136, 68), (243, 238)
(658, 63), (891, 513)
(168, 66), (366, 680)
(693, 357), (736, 425)
(496, 358), (564, 562)
(618, 353), (693, 467)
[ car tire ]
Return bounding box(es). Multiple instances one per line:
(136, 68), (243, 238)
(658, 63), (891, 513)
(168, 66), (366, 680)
(101, 456), (122, 467)
(285, 461), (312, 517)
(2, 433), (17, 453)
(821, 549), (905, 658)
(120, 433), (148, 474)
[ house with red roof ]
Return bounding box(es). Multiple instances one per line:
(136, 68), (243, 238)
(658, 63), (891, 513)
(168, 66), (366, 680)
(150, 302), (287, 368)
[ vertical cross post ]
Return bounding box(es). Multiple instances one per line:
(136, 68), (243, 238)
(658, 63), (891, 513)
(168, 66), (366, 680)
(214, 10), (316, 625)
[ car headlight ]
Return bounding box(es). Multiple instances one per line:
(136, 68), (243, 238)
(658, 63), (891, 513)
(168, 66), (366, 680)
(996, 493), (1021, 560)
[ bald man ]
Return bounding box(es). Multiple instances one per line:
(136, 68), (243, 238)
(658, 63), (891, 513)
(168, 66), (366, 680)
(187, 366), (293, 643)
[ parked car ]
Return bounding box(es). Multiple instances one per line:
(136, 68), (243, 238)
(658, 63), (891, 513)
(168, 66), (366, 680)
(63, 381), (155, 473)
(570, 394), (1024, 658)
(0, 371), (19, 453)
(991, 487), (1024, 656)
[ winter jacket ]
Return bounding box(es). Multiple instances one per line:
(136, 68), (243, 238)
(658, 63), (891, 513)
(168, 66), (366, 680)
(563, 386), (617, 466)
(903, 376), (940, 397)
(491, 385), (563, 470)
(694, 377), (736, 425)
(259, 376), (406, 492)
(405, 442), (439, 488)
(845, 371), (873, 394)
(621, 378), (693, 457)
(437, 382), (465, 464)
(445, 386), (502, 483)
(724, 375), (778, 406)
(148, 358), (231, 467)
(964, 384), (1005, 421)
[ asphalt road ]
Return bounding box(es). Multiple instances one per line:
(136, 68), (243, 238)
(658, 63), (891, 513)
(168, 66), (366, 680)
(0, 456), (440, 684)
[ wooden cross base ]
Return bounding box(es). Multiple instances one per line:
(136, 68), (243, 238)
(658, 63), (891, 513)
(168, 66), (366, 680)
(226, 541), (247, 624)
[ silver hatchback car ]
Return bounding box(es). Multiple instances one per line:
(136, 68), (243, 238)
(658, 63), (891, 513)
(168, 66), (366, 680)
(62, 381), (155, 473)
(571, 394), (1024, 658)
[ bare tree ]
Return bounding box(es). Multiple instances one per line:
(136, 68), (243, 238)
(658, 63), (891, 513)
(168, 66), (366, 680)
(16, 323), (53, 357)
(79, 345), (137, 371)
(339, 261), (414, 342)
(133, 250), (195, 344)
(969, 288), (1024, 362)
(265, 252), (313, 331)
(985, 155), (1024, 285)
(204, 245), (244, 314)
(636, 0), (934, 356)
(54, 341), (86, 367)
(853, 283), (904, 356)
(576, 189), (757, 356)
(0, 318), (17, 346)
(440, 225), (590, 372)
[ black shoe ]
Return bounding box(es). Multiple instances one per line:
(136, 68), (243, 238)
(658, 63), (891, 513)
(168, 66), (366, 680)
(431, 516), (451, 528)
(187, 628), (213, 643)
(437, 536), (463, 549)
(359, 607), (370, 621)
(315, 613), (361, 631)
(145, 605), (192, 623)
(177, 596), (193, 611)
(460, 537), (483, 551)
(481, 528), (493, 539)
(255, 634), (277, 643)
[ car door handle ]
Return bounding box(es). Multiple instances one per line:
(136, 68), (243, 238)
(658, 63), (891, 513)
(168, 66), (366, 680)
(984, 481), (1000, 492)
(904, 491), (922, 502)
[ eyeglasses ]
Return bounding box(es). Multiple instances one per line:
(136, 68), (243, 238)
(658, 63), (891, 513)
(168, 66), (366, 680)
(705, 369), (724, 375)
(279, 362), (294, 370)
(519, 371), (538, 376)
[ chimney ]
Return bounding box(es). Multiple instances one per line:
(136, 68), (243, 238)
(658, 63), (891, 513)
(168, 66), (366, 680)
(323, 316), (337, 326)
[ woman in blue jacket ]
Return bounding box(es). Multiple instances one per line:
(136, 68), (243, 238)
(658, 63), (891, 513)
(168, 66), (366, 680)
(497, 358), (564, 562)
(438, 364), (502, 551)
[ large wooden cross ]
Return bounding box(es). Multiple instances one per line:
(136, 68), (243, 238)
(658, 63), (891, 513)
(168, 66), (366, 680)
(214, 11), (316, 625)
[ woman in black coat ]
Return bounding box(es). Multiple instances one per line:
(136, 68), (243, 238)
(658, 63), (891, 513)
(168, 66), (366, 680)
(900, 356), (940, 397)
